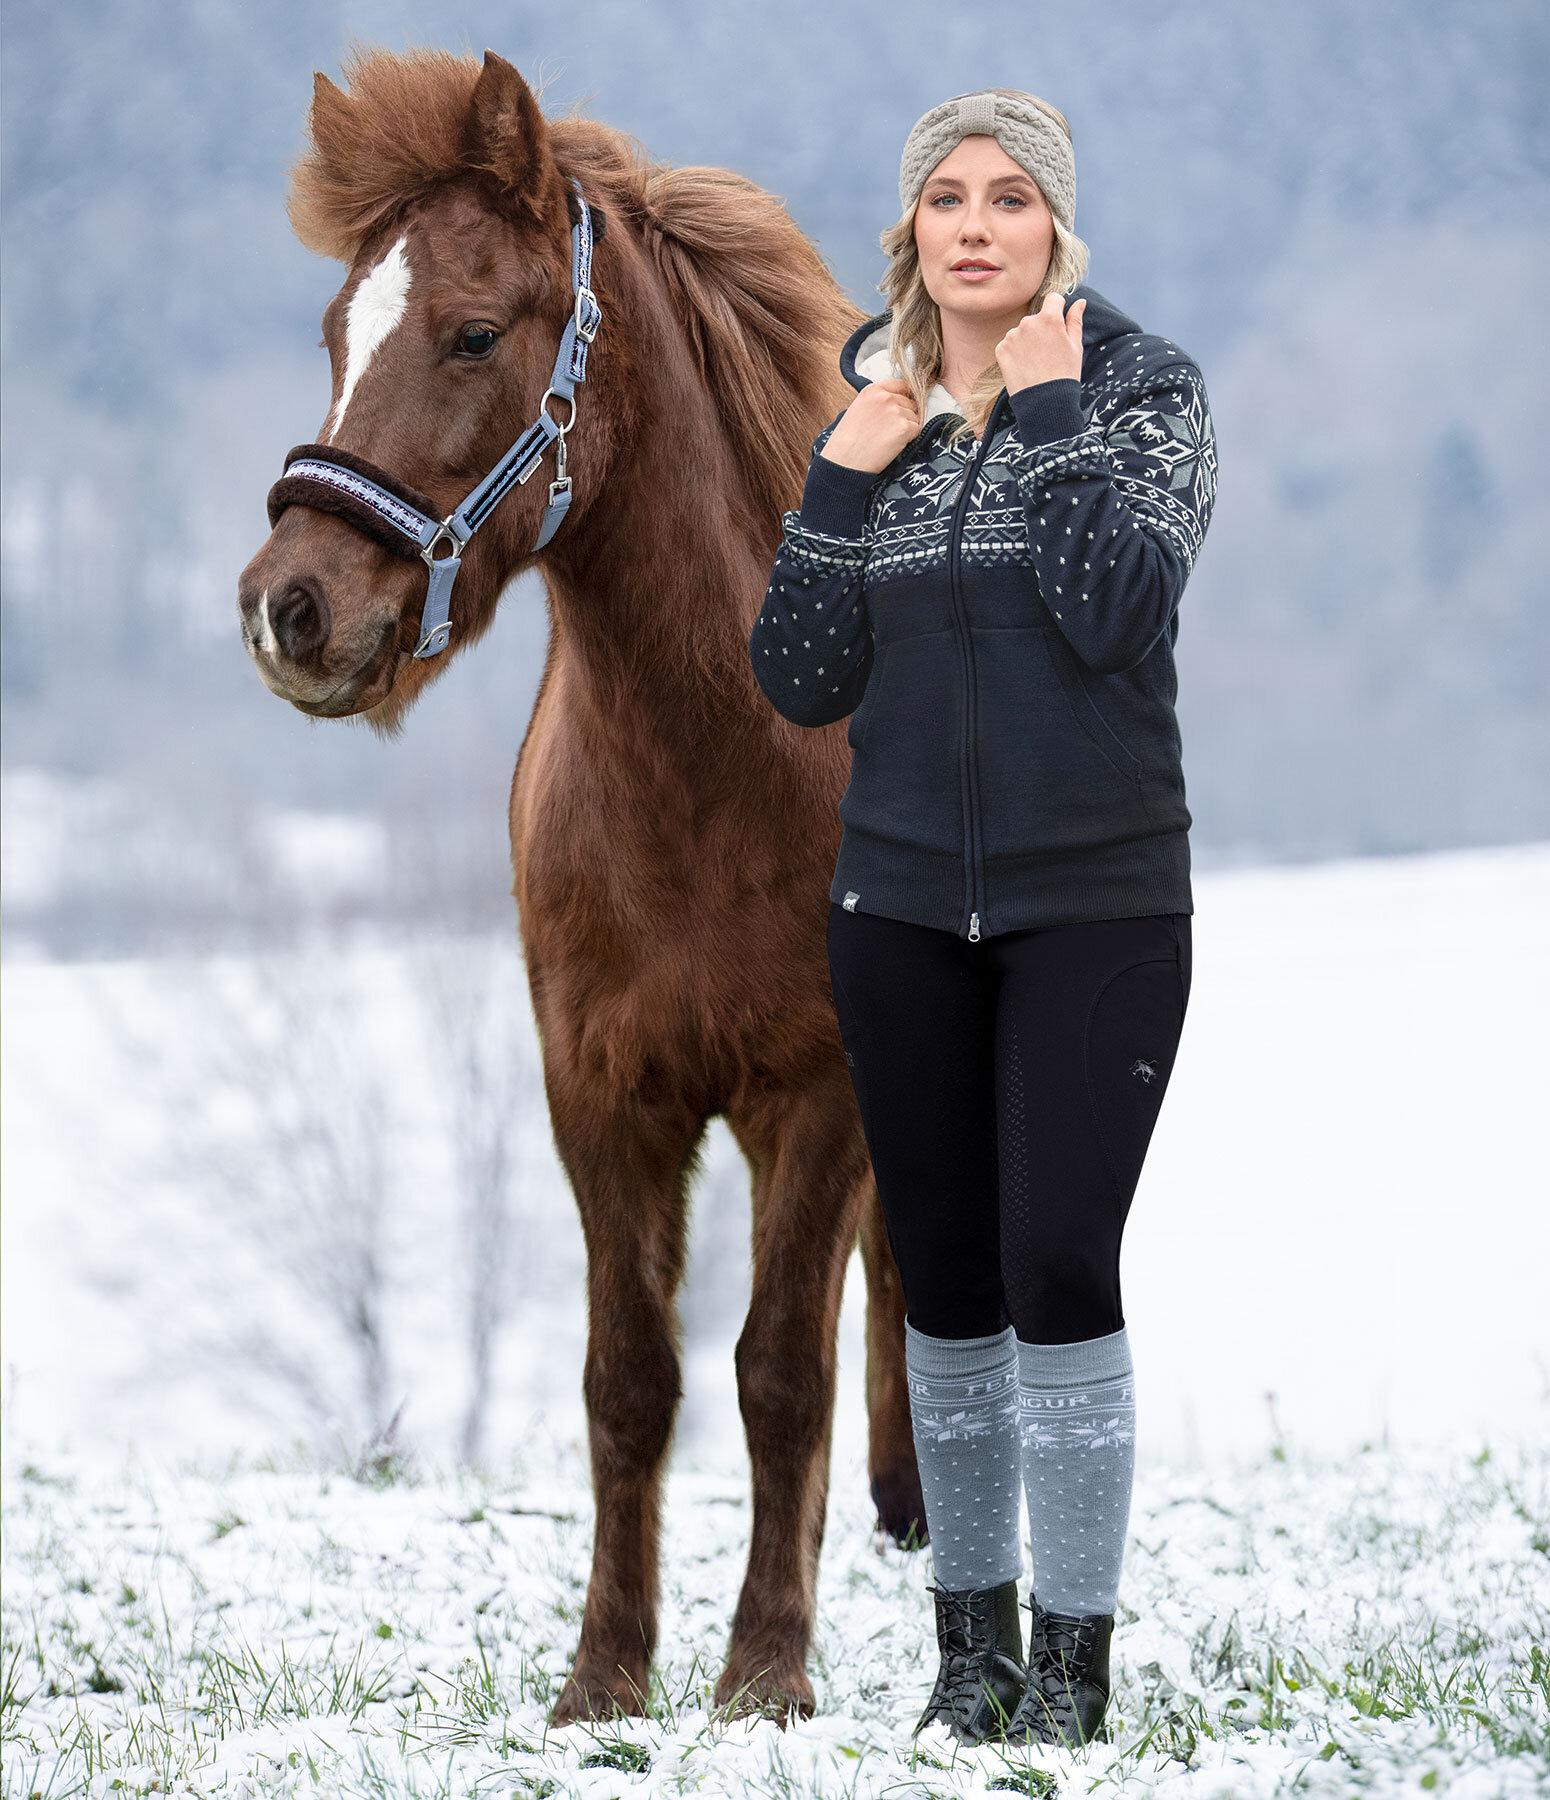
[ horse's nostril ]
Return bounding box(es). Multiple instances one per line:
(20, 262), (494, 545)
(270, 580), (331, 662)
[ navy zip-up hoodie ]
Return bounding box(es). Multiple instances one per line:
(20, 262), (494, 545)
(749, 287), (1218, 940)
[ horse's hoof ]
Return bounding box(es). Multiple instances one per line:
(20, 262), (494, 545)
(548, 1658), (651, 1726)
(871, 1467), (929, 1549)
(713, 1660), (815, 1727)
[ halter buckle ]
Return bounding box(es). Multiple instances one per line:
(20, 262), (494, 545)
(573, 286), (602, 344)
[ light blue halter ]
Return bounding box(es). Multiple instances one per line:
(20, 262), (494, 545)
(267, 179), (603, 660)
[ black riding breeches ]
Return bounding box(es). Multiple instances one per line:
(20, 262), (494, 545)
(825, 902), (1192, 1344)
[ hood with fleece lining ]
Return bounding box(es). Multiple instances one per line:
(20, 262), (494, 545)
(839, 285), (1145, 424)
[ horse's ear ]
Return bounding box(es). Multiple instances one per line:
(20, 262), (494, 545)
(305, 71), (357, 178)
(466, 51), (564, 225)
(288, 71), (368, 261)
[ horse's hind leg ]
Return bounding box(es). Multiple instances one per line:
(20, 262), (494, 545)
(547, 1084), (703, 1726)
(858, 1177), (927, 1546)
(718, 1078), (870, 1721)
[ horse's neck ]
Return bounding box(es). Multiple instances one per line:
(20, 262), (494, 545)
(544, 407), (776, 738)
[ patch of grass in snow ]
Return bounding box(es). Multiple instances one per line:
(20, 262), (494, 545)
(1083, 1614), (1549, 1787)
(984, 1769), (1060, 1798)
(197, 1635), (397, 1730)
(408, 1629), (553, 1755)
(577, 1726), (653, 1772)
(1, 1643), (38, 1730)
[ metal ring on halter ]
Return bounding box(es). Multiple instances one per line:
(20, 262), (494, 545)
(540, 388), (578, 432)
(421, 523), (463, 567)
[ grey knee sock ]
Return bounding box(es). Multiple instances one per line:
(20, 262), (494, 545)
(905, 1322), (1023, 1591)
(1016, 1327), (1136, 1616)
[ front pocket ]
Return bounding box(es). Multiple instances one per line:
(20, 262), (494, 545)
(846, 643), (889, 750)
(1084, 955), (1186, 1207)
(1045, 647), (1145, 781)
(972, 628), (1150, 858)
(838, 630), (963, 856)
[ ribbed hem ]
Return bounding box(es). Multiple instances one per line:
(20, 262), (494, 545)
(1009, 378), (1084, 447)
(829, 825), (1192, 938)
(906, 1321), (1017, 1379)
(830, 832), (968, 934)
(1017, 1325), (1132, 1387)
(984, 830), (1194, 934)
(798, 451), (875, 538)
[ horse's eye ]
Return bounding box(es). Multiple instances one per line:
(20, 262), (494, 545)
(456, 323), (500, 358)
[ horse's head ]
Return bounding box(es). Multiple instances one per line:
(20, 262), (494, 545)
(239, 51), (611, 725)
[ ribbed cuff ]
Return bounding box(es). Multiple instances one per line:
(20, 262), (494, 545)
(1016, 1325), (1132, 1386)
(1009, 378), (1084, 448)
(799, 450), (875, 538)
(906, 1321), (1017, 1380)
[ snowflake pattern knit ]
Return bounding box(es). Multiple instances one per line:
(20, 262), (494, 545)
(1017, 1327), (1136, 1616)
(905, 1323), (1023, 1591)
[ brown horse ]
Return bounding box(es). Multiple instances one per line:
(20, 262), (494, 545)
(237, 47), (925, 1723)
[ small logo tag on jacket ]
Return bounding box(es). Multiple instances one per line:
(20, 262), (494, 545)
(843, 891), (860, 911)
(1130, 1057), (1158, 1084)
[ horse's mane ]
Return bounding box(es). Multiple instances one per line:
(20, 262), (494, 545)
(289, 48), (862, 524)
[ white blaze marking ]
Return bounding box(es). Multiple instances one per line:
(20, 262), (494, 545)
(327, 235), (411, 441)
(256, 587), (276, 654)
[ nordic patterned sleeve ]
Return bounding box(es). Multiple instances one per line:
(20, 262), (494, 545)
(1007, 356), (1218, 675)
(748, 422), (877, 728)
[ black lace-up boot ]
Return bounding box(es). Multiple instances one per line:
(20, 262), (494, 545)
(913, 1579), (1025, 1743)
(1004, 1599), (1114, 1748)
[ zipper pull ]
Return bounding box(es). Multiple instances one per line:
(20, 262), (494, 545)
(968, 911), (981, 942)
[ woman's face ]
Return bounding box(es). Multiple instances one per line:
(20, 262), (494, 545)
(913, 135), (1055, 326)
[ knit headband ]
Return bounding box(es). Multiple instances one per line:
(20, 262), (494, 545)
(898, 90), (1076, 231)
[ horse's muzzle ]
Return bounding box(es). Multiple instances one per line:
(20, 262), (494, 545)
(238, 509), (415, 716)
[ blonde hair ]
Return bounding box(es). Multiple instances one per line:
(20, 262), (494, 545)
(880, 89), (1089, 441)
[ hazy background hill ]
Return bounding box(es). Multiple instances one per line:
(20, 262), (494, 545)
(3, 0), (1547, 953)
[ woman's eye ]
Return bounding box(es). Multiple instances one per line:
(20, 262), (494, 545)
(456, 323), (500, 358)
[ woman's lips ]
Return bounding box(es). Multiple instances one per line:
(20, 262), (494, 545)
(951, 263), (1001, 281)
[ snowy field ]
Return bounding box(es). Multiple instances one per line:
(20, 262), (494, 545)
(4, 842), (1549, 1794)
(5, 1438), (1547, 1798)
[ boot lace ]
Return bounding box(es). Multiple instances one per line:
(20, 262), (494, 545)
(1012, 1610), (1105, 1738)
(929, 1588), (1004, 1724)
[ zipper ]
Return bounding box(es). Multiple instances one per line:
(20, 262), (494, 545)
(946, 405), (1004, 940)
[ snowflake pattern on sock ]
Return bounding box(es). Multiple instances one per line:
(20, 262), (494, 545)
(1018, 1341), (1137, 1616)
(908, 1361), (1019, 1443)
(1017, 1379), (1136, 1452)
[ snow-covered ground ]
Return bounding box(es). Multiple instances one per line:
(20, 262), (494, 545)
(5, 1437), (1546, 1797)
(4, 842), (1549, 1794)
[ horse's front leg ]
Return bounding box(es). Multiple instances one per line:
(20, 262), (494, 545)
(545, 1069), (703, 1725)
(720, 1074), (871, 1721)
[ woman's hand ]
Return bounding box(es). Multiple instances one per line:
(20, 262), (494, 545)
(996, 292), (1085, 395)
(819, 378), (921, 473)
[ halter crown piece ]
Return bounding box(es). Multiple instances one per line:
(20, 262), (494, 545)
(266, 178), (603, 659)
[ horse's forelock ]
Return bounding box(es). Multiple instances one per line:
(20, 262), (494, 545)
(289, 47), (570, 263)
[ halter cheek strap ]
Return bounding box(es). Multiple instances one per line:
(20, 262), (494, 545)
(265, 179), (603, 660)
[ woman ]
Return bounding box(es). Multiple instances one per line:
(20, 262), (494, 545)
(748, 88), (1218, 1747)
